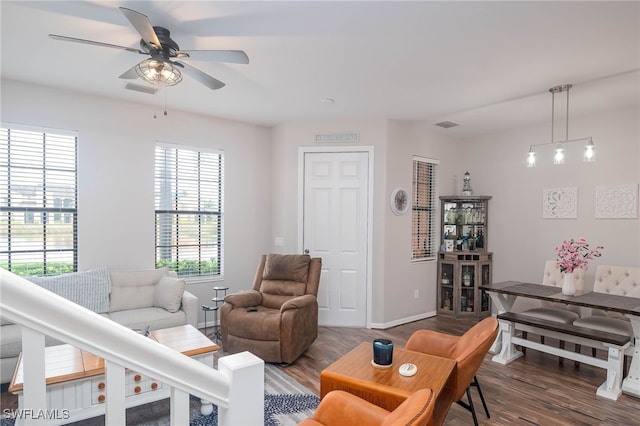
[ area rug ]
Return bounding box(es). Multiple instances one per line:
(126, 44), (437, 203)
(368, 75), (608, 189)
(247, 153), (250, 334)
(0, 364), (319, 426)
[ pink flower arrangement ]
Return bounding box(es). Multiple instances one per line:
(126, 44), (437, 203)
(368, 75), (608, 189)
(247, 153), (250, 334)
(555, 237), (603, 273)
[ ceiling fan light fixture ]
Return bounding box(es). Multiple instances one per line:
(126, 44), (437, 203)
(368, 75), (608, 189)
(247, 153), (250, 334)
(135, 58), (182, 86)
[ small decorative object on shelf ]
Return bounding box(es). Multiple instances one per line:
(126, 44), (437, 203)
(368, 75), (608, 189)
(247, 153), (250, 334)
(461, 171), (473, 196)
(555, 237), (603, 296)
(463, 270), (472, 286)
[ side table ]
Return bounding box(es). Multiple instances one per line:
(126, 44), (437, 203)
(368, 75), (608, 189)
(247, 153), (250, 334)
(211, 286), (228, 341)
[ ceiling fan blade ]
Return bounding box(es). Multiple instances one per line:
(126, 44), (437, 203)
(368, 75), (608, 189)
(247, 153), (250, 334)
(119, 65), (140, 80)
(119, 7), (161, 49)
(175, 61), (225, 90)
(177, 50), (249, 64)
(49, 34), (144, 54)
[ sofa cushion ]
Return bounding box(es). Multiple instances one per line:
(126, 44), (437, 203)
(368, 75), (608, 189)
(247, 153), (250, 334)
(108, 307), (187, 331)
(0, 323), (65, 358)
(27, 266), (111, 314)
(153, 276), (186, 313)
(110, 268), (168, 312)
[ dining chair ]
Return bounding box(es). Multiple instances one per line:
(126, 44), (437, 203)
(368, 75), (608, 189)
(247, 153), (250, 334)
(573, 265), (638, 370)
(520, 260), (586, 366)
(405, 316), (498, 426)
(297, 388), (435, 426)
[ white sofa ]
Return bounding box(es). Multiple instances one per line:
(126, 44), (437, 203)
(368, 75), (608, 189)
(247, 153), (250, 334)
(0, 266), (198, 384)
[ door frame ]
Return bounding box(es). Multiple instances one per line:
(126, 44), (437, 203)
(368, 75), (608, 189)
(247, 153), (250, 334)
(297, 146), (374, 328)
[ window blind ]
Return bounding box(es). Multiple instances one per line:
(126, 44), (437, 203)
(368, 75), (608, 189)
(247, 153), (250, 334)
(411, 156), (439, 261)
(0, 125), (78, 275)
(154, 144), (223, 277)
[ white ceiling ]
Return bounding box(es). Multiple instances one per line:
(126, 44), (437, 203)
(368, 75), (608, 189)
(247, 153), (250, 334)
(1, 1), (639, 138)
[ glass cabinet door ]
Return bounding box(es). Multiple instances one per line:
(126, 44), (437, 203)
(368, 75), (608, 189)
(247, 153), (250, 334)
(439, 262), (454, 312)
(459, 263), (476, 314)
(480, 263), (491, 313)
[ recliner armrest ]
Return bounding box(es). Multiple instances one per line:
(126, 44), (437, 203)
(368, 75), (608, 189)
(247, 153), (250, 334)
(281, 294), (316, 312)
(224, 290), (263, 308)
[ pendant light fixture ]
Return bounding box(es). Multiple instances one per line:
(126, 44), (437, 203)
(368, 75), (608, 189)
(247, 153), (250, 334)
(527, 84), (594, 167)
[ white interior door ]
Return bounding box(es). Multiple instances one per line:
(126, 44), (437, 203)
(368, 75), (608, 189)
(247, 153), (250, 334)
(302, 151), (369, 327)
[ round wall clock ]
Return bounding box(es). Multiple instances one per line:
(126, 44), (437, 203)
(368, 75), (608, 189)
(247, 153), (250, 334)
(390, 187), (409, 215)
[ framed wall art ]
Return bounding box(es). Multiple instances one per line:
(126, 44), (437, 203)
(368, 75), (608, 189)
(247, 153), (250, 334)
(543, 187), (577, 219)
(595, 184), (638, 219)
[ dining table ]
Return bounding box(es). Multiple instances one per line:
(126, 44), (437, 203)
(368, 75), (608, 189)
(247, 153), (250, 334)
(480, 281), (640, 400)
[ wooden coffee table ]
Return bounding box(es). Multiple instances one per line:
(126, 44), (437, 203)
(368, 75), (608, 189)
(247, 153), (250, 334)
(320, 342), (457, 426)
(9, 324), (218, 425)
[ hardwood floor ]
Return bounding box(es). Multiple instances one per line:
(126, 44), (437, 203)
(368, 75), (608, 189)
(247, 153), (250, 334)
(273, 316), (640, 426)
(2, 316), (638, 425)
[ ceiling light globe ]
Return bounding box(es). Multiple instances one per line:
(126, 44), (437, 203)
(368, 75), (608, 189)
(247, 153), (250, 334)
(135, 58), (182, 86)
(584, 142), (595, 162)
(527, 151), (536, 167)
(553, 146), (565, 165)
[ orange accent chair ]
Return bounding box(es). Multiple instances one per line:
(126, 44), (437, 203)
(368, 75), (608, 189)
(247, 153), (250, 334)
(298, 388), (435, 426)
(405, 317), (498, 426)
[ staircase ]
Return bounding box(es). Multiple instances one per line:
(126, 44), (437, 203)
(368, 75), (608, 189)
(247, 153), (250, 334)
(0, 269), (263, 425)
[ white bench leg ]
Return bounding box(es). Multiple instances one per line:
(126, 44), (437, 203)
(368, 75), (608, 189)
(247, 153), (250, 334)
(596, 344), (628, 400)
(487, 293), (516, 354)
(622, 315), (640, 397)
(492, 319), (523, 365)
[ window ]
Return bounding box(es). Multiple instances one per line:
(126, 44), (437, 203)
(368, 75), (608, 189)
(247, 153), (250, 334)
(155, 143), (223, 278)
(0, 125), (78, 275)
(411, 156), (438, 261)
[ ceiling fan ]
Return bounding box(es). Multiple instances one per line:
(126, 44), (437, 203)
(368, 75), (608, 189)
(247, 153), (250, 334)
(49, 7), (249, 90)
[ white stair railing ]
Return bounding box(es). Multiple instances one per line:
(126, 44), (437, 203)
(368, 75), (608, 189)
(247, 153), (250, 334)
(0, 269), (264, 426)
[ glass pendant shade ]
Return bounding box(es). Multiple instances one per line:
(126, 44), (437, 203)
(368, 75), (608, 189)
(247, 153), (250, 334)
(527, 150), (536, 167)
(135, 59), (183, 86)
(584, 140), (595, 162)
(553, 145), (565, 165)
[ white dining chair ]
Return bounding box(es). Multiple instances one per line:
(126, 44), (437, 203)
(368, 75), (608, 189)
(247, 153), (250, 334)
(521, 260), (586, 365)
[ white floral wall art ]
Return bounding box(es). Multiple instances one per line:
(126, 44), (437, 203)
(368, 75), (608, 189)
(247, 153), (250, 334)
(543, 187), (578, 219)
(595, 184), (638, 219)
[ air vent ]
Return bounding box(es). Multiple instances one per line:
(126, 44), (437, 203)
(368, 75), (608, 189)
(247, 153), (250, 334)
(435, 120), (460, 129)
(124, 83), (158, 95)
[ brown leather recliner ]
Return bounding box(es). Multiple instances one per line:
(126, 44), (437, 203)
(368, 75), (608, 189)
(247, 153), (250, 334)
(405, 317), (498, 426)
(220, 254), (322, 364)
(298, 388), (435, 426)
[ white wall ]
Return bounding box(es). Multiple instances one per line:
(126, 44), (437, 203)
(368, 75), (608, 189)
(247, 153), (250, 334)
(269, 119), (459, 327)
(383, 121), (459, 325)
(269, 120), (390, 324)
(458, 106), (640, 298)
(4, 78), (637, 328)
(1, 79), (272, 325)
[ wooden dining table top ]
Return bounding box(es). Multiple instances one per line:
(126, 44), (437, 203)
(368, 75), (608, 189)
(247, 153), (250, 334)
(481, 280), (640, 316)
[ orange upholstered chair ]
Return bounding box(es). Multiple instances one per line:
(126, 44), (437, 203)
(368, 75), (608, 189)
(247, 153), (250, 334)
(405, 317), (498, 426)
(298, 388), (435, 426)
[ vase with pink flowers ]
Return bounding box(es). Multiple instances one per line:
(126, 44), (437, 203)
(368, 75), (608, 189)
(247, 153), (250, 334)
(555, 237), (603, 295)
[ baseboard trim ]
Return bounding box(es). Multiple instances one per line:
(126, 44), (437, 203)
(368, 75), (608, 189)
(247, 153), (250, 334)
(369, 311), (437, 330)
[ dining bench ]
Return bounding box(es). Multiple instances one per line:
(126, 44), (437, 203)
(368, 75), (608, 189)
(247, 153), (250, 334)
(495, 310), (632, 400)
